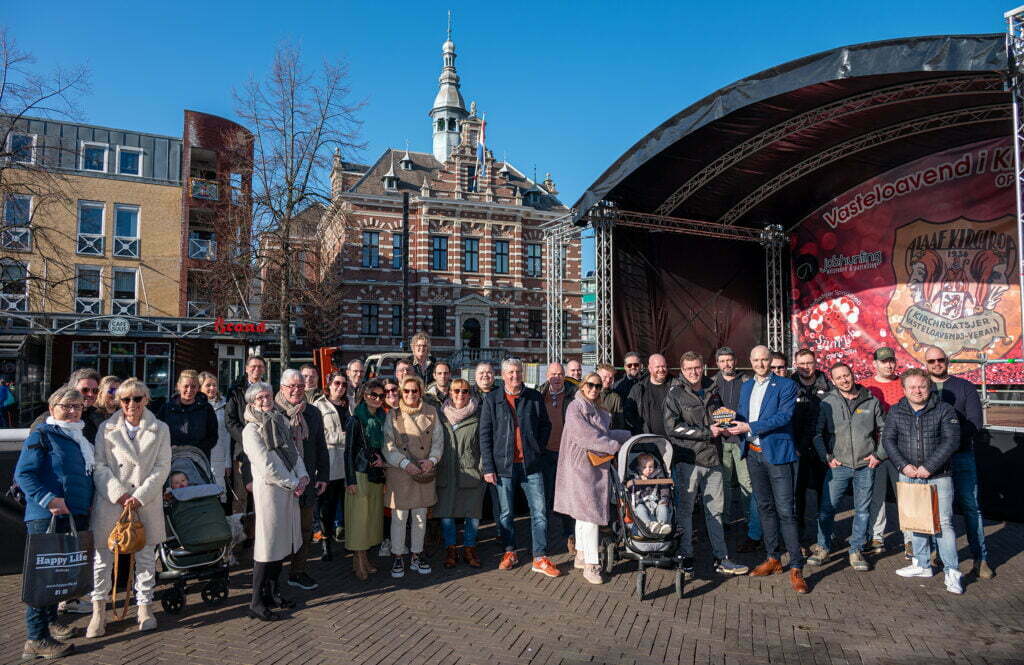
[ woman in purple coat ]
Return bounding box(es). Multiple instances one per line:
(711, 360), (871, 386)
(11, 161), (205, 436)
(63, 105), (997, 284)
(554, 373), (631, 584)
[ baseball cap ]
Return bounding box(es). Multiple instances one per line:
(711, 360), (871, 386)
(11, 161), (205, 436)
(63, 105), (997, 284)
(873, 346), (896, 361)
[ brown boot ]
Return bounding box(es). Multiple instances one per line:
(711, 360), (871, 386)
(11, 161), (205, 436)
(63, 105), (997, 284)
(463, 546), (481, 568)
(444, 546), (458, 569)
(750, 558), (784, 576)
(789, 568), (809, 594)
(353, 550), (368, 581)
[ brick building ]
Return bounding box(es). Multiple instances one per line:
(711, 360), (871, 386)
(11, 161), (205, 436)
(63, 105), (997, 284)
(318, 33), (581, 367)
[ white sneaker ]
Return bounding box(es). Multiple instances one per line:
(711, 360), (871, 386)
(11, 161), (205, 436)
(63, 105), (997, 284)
(656, 522), (672, 535)
(58, 598), (93, 614)
(944, 569), (963, 594)
(379, 538), (391, 558)
(896, 563), (933, 578)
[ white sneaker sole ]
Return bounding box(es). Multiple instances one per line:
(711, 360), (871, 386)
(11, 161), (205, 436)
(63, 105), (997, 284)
(896, 567), (933, 578)
(391, 570), (405, 579)
(531, 566), (559, 578)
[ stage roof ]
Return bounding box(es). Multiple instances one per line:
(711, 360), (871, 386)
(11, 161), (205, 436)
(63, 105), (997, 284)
(573, 34), (1010, 231)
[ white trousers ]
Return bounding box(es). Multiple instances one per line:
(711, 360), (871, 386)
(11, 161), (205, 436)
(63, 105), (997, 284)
(390, 508), (427, 556)
(574, 520), (600, 565)
(91, 545), (157, 606)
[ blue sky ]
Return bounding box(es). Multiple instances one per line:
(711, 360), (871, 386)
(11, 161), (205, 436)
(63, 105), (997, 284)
(6, 1), (1009, 270)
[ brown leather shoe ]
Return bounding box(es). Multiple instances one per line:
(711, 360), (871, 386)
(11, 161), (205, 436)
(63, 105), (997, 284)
(499, 551), (518, 570)
(750, 558), (784, 576)
(463, 546), (481, 568)
(789, 568), (809, 594)
(444, 546), (458, 569)
(566, 536), (577, 556)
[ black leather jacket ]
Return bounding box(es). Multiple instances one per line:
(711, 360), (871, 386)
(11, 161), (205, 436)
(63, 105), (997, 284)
(663, 377), (725, 467)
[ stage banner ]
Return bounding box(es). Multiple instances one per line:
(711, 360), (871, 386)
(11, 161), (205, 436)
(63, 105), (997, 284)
(791, 137), (1022, 383)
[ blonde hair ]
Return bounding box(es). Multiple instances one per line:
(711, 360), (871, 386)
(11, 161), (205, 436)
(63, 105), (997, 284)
(579, 372), (608, 412)
(401, 375), (425, 395)
(198, 371), (218, 387)
(450, 378), (470, 391)
(96, 375), (121, 415)
(177, 369), (200, 387)
(115, 378), (151, 402)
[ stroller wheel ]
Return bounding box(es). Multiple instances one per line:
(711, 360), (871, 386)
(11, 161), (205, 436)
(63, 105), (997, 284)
(201, 580), (227, 606)
(161, 589), (185, 615)
(603, 541), (616, 575)
(675, 570), (684, 598)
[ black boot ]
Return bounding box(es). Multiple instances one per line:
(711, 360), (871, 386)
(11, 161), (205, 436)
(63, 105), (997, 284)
(322, 537), (333, 562)
(267, 578), (295, 609)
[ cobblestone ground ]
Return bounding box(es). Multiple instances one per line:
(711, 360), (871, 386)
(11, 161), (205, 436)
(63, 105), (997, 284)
(2, 506), (1023, 665)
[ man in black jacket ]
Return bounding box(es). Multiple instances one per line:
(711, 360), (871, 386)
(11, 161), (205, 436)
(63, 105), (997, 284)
(711, 347), (756, 542)
(277, 369), (329, 591)
(664, 352), (749, 576)
(791, 348), (831, 542)
(624, 354), (672, 436)
(225, 355), (267, 512)
(480, 358), (558, 577)
(613, 351), (644, 400)
(882, 369), (963, 594)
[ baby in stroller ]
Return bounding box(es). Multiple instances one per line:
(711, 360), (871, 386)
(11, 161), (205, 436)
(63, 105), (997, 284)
(625, 454), (673, 535)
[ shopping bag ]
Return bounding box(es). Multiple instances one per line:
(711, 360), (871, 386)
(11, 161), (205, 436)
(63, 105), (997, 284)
(897, 481), (940, 534)
(21, 516), (95, 607)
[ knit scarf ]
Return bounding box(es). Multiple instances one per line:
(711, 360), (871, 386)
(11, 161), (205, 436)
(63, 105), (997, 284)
(398, 400), (423, 417)
(274, 391), (309, 448)
(46, 416), (94, 475)
(443, 397), (477, 425)
(354, 401), (386, 449)
(244, 404), (298, 471)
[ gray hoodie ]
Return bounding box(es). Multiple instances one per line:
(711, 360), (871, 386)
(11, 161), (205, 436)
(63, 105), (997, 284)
(813, 386), (886, 469)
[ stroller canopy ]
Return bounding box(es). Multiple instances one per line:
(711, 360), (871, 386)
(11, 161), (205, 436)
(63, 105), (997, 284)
(617, 435), (674, 481)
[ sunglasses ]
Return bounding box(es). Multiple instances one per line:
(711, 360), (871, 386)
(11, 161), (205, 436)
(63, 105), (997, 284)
(331, 380), (347, 387)
(583, 382), (602, 390)
(79, 387), (99, 395)
(119, 395), (145, 404)
(107, 387), (118, 395)
(451, 388), (470, 394)
(770, 365), (787, 370)
(402, 389), (420, 395)
(625, 363), (641, 368)
(366, 392), (384, 400)
(385, 387), (399, 394)
(926, 358), (948, 364)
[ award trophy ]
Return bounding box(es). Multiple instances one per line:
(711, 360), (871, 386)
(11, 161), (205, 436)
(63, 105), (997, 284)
(712, 406), (737, 428)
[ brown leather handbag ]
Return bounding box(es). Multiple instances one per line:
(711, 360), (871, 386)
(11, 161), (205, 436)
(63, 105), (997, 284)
(108, 505), (146, 619)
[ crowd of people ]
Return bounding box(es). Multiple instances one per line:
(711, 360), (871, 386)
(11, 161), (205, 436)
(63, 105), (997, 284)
(12, 331), (993, 660)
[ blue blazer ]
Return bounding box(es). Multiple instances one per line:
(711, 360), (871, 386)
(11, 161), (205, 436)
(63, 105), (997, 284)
(736, 376), (798, 464)
(15, 424), (94, 522)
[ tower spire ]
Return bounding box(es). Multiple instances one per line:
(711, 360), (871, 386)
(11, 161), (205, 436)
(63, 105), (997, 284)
(430, 11), (468, 162)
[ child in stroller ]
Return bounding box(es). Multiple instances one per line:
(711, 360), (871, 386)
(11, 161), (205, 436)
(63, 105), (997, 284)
(625, 454), (673, 535)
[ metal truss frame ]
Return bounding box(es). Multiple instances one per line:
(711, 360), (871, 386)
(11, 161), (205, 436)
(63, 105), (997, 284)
(654, 75), (1003, 216)
(718, 104), (1012, 226)
(1006, 6), (1024, 344)
(761, 225), (788, 353)
(592, 203), (616, 365)
(542, 212), (580, 364)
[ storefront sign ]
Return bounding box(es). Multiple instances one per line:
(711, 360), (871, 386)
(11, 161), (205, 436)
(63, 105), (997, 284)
(108, 318), (130, 337)
(213, 317), (267, 335)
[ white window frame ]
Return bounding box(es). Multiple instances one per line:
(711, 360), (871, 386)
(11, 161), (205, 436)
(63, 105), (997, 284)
(76, 200), (105, 256)
(74, 264), (103, 315)
(2, 194), (33, 252)
(0, 259), (29, 312)
(111, 267), (138, 315)
(115, 145), (143, 177)
(8, 132), (37, 165)
(113, 203), (140, 258)
(79, 141), (109, 173)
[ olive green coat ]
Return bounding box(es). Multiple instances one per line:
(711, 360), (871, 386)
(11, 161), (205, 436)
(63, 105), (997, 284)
(434, 410), (485, 519)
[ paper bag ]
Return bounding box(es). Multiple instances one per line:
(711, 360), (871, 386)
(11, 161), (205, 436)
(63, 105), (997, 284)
(897, 481), (940, 535)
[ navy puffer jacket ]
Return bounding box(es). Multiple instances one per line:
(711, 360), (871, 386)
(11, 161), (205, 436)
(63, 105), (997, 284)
(881, 392), (960, 478)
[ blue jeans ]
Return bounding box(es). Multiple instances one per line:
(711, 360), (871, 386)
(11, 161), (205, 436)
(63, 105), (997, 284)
(440, 517), (479, 548)
(539, 449), (575, 538)
(747, 450), (803, 568)
(951, 451), (987, 562)
(816, 464), (874, 552)
(900, 474), (959, 572)
(24, 514), (90, 641)
(495, 462), (548, 557)
(747, 494), (762, 540)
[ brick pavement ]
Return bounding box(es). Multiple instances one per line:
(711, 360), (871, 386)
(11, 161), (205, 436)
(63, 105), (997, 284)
(2, 506), (1023, 665)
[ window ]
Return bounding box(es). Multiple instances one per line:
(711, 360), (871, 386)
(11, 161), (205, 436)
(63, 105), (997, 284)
(113, 204), (139, 258)
(431, 305), (447, 337)
(390, 304), (402, 336)
(108, 342), (136, 379)
(0, 260), (28, 312)
(466, 165), (477, 192)
(494, 240), (509, 274)
(360, 303), (379, 335)
(188, 230), (216, 260)
(526, 243), (542, 277)
(529, 310), (543, 338)
(2, 194), (32, 251)
(81, 142), (108, 172)
(391, 233), (404, 269)
(112, 268), (137, 315)
(77, 201), (104, 255)
(144, 343), (172, 401)
(229, 173), (243, 205)
(71, 342), (101, 373)
(436, 119), (445, 132)
(463, 237), (479, 272)
(9, 133), (35, 164)
(75, 266), (102, 314)
(431, 236), (448, 271)
(116, 146), (142, 176)
(361, 231), (380, 268)
(496, 308), (510, 338)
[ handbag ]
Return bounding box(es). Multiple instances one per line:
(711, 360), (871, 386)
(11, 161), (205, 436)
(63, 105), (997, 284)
(587, 451), (615, 467)
(21, 515), (95, 607)
(896, 481), (941, 535)
(108, 504), (146, 620)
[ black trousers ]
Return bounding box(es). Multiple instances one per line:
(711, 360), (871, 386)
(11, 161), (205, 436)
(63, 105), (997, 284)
(795, 449), (826, 538)
(318, 480), (345, 542)
(250, 560), (283, 611)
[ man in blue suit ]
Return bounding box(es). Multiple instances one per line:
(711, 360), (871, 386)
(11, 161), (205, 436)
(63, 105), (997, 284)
(727, 345), (808, 594)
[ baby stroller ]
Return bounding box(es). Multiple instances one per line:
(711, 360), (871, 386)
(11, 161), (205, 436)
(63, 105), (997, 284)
(157, 445), (232, 614)
(602, 434), (686, 600)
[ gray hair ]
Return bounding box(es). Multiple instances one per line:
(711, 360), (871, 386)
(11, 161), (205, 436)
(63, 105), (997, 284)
(48, 387), (84, 411)
(714, 346), (735, 360)
(501, 358), (524, 373)
(346, 358), (364, 370)
(245, 381), (273, 403)
(67, 367), (101, 387)
(280, 369), (302, 386)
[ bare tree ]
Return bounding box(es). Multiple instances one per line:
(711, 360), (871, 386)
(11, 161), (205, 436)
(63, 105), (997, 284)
(0, 27), (89, 310)
(234, 40), (364, 366)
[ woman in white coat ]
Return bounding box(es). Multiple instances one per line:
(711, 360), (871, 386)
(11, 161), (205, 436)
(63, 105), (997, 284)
(199, 371), (231, 500)
(311, 371), (349, 561)
(242, 381), (308, 621)
(87, 378), (171, 637)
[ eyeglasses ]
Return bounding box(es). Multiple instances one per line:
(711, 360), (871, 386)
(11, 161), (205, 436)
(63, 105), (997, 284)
(79, 387), (99, 395)
(583, 382), (602, 390)
(402, 389), (420, 395)
(451, 388), (469, 394)
(926, 358), (948, 364)
(119, 395), (145, 404)
(330, 380), (347, 387)
(366, 392), (384, 400)
(55, 403), (83, 411)
(282, 384), (304, 391)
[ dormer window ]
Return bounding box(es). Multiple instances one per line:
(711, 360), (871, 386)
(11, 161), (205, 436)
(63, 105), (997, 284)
(383, 175), (399, 191)
(524, 191), (538, 205)
(400, 156), (414, 171)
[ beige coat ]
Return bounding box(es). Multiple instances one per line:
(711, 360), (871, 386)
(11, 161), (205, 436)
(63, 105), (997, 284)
(312, 395), (347, 482)
(243, 419), (308, 563)
(382, 403), (444, 510)
(91, 409), (172, 544)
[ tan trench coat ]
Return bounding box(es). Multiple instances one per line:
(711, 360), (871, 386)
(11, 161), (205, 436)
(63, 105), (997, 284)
(382, 403), (444, 510)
